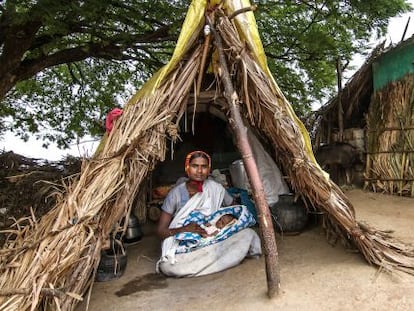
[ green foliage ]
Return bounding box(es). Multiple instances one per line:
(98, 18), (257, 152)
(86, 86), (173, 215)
(6, 60), (143, 147)
(255, 0), (411, 113)
(1, 0), (187, 146)
(0, 0), (411, 147)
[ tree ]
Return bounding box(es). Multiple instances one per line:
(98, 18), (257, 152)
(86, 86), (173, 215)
(255, 0), (411, 114)
(1, 0), (187, 147)
(0, 0), (411, 147)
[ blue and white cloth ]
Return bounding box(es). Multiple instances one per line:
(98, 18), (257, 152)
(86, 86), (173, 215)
(175, 205), (256, 253)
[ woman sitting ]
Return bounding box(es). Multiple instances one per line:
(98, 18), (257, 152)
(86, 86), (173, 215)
(156, 150), (262, 277)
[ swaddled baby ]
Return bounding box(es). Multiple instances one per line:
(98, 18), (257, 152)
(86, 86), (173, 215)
(201, 214), (237, 236)
(174, 205), (256, 254)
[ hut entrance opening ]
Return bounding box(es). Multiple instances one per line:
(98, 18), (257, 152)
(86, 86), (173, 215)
(151, 111), (240, 188)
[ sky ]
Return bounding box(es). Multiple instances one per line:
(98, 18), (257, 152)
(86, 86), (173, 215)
(1, 5), (414, 161)
(1, 131), (99, 161)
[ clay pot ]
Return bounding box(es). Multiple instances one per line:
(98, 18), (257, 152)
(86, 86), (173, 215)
(270, 194), (308, 234)
(95, 245), (127, 282)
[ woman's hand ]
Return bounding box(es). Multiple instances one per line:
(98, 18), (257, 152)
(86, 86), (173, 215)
(158, 211), (208, 239)
(181, 223), (208, 237)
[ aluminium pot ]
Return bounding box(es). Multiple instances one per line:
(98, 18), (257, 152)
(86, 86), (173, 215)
(124, 214), (143, 244)
(229, 160), (251, 191)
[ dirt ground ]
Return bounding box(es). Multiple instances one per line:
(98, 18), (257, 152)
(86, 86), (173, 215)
(77, 189), (414, 311)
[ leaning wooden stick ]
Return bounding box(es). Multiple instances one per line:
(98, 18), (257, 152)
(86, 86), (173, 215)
(208, 14), (280, 298)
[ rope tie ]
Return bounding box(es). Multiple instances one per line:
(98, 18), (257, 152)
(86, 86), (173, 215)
(293, 157), (305, 169)
(350, 226), (365, 240)
(167, 123), (179, 139)
(273, 110), (283, 121)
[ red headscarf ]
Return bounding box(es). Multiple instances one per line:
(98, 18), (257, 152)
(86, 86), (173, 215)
(184, 150), (211, 192)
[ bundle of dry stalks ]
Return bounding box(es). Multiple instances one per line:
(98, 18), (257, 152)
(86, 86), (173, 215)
(1, 3), (414, 310)
(0, 151), (81, 239)
(0, 45), (202, 310)
(217, 15), (414, 274)
(366, 75), (414, 196)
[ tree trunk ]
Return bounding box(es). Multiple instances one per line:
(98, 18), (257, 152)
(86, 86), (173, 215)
(0, 17), (42, 99)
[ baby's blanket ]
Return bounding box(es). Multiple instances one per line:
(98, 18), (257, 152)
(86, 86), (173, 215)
(175, 205), (256, 253)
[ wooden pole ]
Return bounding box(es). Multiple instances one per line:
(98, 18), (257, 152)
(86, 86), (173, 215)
(336, 58), (344, 142)
(196, 31), (211, 95)
(401, 16), (411, 42)
(208, 16), (280, 298)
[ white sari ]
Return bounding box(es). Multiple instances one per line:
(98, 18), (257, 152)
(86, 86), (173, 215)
(156, 180), (262, 277)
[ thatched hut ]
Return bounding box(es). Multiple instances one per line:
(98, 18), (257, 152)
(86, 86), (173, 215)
(313, 35), (414, 196)
(1, 1), (414, 310)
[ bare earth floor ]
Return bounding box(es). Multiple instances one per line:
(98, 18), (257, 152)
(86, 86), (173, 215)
(76, 189), (414, 311)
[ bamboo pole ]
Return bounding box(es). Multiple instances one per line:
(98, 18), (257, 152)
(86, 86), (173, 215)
(336, 58), (344, 142)
(208, 15), (280, 298)
(196, 31), (211, 95)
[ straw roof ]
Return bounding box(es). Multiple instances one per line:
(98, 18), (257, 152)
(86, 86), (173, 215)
(314, 34), (414, 140)
(312, 42), (385, 142)
(1, 1), (414, 310)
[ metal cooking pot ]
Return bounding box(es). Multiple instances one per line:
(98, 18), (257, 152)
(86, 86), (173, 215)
(124, 214), (143, 243)
(229, 160), (251, 191)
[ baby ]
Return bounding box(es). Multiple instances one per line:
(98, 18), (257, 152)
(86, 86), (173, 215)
(201, 214), (236, 236)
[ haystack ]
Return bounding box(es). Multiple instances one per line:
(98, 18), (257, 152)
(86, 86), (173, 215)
(1, 1), (414, 310)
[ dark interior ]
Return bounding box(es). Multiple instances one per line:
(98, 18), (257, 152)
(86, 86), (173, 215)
(151, 111), (241, 186)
